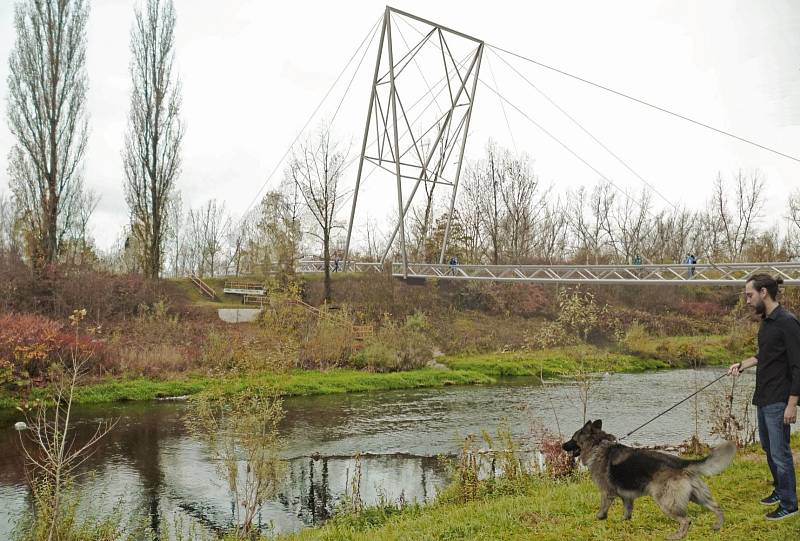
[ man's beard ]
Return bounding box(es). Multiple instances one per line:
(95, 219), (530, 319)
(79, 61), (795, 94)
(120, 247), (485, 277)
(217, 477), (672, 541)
(754, 299), (766, 318)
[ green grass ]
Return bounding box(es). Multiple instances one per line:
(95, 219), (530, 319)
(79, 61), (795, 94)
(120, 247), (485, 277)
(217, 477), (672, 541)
(441, 346), (667, 378)
(440, 335), (735, 379)
(0, 368), (494, 409)
(0, 334), (741, 410)
(280, 435), (800, 541)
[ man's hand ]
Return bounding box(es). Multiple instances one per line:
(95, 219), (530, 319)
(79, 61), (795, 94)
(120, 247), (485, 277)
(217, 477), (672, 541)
(727, 362), (743, 377)
(784, 403), (797, 425)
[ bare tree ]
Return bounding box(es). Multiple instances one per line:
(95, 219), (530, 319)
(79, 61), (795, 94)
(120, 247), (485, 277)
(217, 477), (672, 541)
(708, 170), (765, 261)
(535, 198), (569, 264)
(500, 154), (544, 263)
(7, 0), (90, 265)
(457, 168), (486, 263)
(612, 187), (652, 263)
(361, 216), (388, 262)
(187, 199), (229, 277)
(644, 207), (698, 263)
(477, 142), (506, 265)
(569, 183), (615, 264)
(122, 0), (183, 279)
(288, 127), (347, 302)
(789, 190), (800, 235)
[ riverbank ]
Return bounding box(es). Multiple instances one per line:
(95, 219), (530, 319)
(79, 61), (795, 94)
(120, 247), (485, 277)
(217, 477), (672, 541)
(0, 335), (739, 410)
(281, 434), (800, 541)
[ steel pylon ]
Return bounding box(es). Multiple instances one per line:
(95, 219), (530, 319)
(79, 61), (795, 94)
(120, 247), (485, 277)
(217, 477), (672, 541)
(343, 6), (484, 278)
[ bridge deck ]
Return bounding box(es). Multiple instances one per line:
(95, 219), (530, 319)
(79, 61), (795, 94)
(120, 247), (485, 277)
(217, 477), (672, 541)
(296, 261), (800, 285)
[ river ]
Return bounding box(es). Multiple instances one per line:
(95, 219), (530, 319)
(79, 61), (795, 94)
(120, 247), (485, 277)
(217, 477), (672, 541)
(0, 367), (753, 538)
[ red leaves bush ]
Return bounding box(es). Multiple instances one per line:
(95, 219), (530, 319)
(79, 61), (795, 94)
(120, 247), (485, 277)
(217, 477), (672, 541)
(0, 313), (102, 386)
(540, 433), (576, 479)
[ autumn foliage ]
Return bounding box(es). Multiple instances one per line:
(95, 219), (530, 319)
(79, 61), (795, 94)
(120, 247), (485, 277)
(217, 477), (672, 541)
(0, 312), (101, 387)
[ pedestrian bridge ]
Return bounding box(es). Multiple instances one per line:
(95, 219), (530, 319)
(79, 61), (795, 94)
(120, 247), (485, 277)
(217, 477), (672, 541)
(296, 261), (800, 285)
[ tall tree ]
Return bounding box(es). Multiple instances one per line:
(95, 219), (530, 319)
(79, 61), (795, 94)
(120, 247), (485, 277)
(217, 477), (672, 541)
(7, 0), (90, 265)
(123, 0), (183, 279)
(288, 127), (346, 303)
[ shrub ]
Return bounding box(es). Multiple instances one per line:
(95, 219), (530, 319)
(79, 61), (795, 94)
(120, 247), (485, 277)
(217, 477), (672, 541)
(434, 313), (540, 354)
(298, 308), (356, 369)
(619, 321), (651, 354)
(528, 288), (619, 349)
(526, 320), (580, 349)
(723, 296), (758, 356)
(539, 432), (575, 479)
(354, 312), (434, 372)
(201, 330), (237, 372)
(0, 312), (101, 387)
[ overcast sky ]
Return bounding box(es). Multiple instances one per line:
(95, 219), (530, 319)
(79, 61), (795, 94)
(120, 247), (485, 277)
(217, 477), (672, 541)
(0, 0), (798, 252)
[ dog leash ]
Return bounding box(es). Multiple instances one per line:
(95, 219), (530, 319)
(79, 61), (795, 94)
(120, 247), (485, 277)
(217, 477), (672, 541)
(618, 371), (730, 441)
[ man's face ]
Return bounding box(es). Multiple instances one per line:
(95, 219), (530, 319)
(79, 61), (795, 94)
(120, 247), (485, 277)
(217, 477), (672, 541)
(744, 281), (766, 316)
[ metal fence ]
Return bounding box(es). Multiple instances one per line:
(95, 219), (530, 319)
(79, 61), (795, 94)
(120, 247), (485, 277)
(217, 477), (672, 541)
(295, 261), (800, 285)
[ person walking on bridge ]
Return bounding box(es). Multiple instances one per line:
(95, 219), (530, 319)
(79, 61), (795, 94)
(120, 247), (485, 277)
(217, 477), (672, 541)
(728, 273), (799, 521)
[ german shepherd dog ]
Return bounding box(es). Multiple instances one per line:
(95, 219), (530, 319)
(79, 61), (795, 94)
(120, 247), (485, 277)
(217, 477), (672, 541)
(562, 420), (736, 540)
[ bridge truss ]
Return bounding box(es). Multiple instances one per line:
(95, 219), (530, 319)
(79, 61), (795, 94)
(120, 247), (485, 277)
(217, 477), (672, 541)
(297, 261), (800, 286)
(343, 7), (484, 278)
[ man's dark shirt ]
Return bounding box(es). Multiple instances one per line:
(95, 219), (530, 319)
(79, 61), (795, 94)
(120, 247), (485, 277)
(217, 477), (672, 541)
(753, 304), (800, 406)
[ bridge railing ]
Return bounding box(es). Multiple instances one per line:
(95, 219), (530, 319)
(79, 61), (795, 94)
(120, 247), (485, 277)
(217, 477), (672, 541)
(295, 260), (800, 285)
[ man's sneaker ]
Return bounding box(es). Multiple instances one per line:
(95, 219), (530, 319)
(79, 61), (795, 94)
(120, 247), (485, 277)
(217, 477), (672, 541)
(765, 506), (799, 521)
(760, 492), (780, 506)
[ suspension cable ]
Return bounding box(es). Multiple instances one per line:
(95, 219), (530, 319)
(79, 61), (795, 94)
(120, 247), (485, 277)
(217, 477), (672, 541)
(236, 16), (382, 224)
(486, 43), (800, 164)
(488, 47), (677, 211)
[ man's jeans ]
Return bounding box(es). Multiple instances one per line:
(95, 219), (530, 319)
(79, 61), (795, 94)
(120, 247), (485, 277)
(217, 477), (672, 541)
(758, 402), (798, 510)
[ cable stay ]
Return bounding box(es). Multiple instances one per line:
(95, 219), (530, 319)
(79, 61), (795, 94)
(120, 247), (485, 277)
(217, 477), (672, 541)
(486, 43), (800, 164)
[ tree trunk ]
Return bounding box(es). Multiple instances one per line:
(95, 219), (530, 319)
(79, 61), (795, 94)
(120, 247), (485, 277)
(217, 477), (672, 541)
(323, 231), (331, 303)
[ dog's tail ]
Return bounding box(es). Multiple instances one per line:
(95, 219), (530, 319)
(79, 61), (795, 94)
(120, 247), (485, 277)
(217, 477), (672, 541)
(684, 441), (736, 476)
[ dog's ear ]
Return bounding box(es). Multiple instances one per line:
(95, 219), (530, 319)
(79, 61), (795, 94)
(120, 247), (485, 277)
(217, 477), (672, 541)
(584, 420), (593, 428)
(592, 419), (602, 430)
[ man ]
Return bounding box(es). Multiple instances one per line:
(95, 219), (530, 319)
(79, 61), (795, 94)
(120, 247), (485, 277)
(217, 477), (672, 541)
(728, 273), (799, 521)
(449, 255), (458, 276)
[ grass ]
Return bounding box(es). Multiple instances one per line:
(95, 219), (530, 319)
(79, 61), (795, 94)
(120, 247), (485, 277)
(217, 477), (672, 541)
(0, 334), (740, 410)
(280, 434), (800, 541)
(441, 334), (736, 378)
(0, 368), (494, 409)
(441, 346), (667, 378)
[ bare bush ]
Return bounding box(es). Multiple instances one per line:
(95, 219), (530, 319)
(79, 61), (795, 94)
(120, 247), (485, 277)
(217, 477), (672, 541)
(186, 389), (286, 537)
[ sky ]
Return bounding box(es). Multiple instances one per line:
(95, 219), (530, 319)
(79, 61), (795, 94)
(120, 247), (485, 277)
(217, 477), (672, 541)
(0, 0), (798, 252)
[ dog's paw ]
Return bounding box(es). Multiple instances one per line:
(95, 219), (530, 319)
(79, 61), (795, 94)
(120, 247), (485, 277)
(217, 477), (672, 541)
(595, 512), (608, 520)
